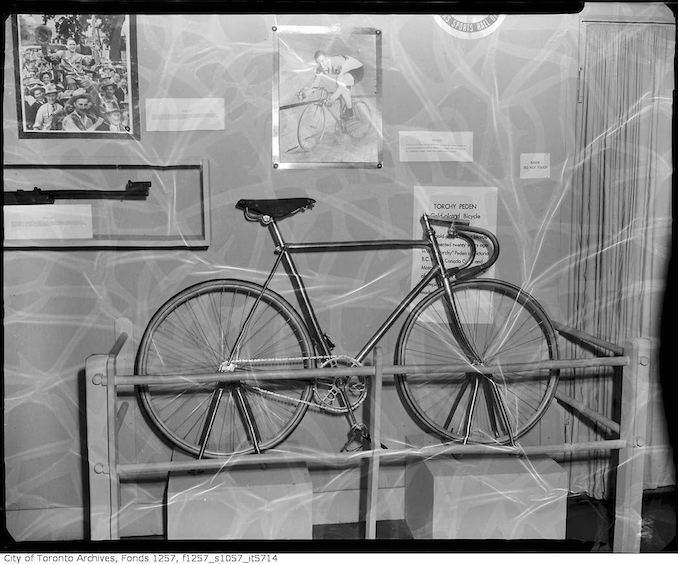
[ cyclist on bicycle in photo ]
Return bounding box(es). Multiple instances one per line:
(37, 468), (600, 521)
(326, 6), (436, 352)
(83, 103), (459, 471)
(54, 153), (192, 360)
(300, 50), (364, 120)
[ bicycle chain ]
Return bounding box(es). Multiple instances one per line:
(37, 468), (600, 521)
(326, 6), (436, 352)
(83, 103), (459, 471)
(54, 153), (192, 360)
(225, 354), (334, 366)
(228, 354), (362, 414)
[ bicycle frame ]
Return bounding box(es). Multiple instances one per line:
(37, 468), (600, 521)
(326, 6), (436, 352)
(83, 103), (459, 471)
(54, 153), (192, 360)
(152, 206), (505, 457)
(254, 214), (485, 366)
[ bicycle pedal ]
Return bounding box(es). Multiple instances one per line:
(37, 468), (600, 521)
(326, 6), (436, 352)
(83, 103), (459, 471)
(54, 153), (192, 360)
(340, 424), (371, 452)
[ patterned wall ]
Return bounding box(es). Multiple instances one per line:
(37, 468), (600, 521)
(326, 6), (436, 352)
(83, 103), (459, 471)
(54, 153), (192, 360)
(3, 9), (671, 541)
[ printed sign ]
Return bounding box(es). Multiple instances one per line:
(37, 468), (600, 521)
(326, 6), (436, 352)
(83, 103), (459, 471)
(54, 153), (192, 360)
(4, 204), (93, 240)
(520, 153), (550, 179)
(145, 98), (225, 131)
(399, 131), (473, 162)
(412, 186), (498, 291)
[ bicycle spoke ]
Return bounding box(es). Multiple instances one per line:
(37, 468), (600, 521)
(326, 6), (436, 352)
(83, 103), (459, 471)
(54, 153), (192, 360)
(396, 280), (558, 445)
(197, 386), (226, 458)
(185, 299), (223, 365)
(443, 377), (470, 430)
(178, 394), (216, 442)
(233, 386), (261, 454)
(486, 377), (516, 445)
(137, 281), (314, 457)
(462, 376), (481, 444)
(481, 377), (500, 438)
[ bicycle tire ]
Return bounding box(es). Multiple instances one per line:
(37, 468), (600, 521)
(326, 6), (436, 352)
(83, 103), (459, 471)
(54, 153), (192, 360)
(136, 279), (315, 457)
(394, 279), (559, 444)
(297, 103), (326, 151)
(345, 100), (371, 140)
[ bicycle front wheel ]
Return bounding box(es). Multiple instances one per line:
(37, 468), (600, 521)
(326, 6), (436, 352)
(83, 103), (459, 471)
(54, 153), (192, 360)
(297, 103), (326, 151)
(395, 279), (559, 444)
(345, 100), (371, 140)
(136, 279), (314, 457)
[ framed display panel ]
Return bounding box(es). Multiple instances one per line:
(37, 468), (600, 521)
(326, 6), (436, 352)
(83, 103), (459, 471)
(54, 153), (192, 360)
(3, 162), (211, 248)
(272, 25), (383, 169)
(13, 14), (140, 139)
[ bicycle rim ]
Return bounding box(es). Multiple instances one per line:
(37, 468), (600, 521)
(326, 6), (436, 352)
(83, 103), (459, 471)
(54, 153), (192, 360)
(297, 103), (325, 151)
(395, 279), (559, 444)
(136, 279), (314, 457)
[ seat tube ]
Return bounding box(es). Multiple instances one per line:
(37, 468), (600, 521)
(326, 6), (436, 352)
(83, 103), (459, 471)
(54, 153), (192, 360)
(423, 215), (481, 364)
(267, 220), (331, 357)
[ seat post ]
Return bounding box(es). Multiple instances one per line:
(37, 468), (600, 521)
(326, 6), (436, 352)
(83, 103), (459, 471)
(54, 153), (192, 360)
(267, 218), (287, 252)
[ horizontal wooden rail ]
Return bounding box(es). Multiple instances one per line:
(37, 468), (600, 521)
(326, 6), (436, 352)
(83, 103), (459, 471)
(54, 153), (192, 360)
(108, 331), (128, 358)
(553, 321), (624, 356)
(115, 356), (630, 386)
(117, 439), (628, 480)
(554, 391), (621, 435)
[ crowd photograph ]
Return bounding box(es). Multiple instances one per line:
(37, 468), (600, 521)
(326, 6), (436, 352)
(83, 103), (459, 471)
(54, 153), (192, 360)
(15, 14), (136, 136)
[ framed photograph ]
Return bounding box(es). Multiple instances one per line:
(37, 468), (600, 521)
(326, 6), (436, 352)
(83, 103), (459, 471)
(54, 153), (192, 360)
(273, 25), (382, 169)
(13, 14), (140, 138)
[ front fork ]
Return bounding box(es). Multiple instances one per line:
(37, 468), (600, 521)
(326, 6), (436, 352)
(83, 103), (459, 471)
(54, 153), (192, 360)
(422, 216), (516, 445)
(423, 215), (482, 364)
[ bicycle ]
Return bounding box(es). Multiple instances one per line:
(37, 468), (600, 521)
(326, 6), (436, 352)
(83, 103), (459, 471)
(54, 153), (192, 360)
(135, 198), (560, 458)
(296, 86), (372, 151)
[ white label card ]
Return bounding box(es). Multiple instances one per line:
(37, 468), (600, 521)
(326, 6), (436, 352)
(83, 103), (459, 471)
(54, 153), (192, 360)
(4, 204), (93, 240)
(412, 186), (498, 291)
(145, 98), (225, 131)
(520, 153), (550, 179)
(399, 131), (473, 162)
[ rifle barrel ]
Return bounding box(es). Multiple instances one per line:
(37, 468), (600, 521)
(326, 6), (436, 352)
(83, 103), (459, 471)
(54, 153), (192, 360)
(3, 181), (150, 205)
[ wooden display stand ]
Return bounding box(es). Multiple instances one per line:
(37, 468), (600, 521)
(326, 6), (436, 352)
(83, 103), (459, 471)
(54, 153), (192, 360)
(167, 465), (313, 539)
(405, 455), (567, 539)
(85, 318), (651, 550)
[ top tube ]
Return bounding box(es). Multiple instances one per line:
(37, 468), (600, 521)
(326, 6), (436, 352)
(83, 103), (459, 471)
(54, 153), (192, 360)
(237, 201), (499, 277)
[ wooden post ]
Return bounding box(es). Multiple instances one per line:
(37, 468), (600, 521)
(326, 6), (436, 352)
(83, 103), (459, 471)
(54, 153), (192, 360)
(365, 347), (383, 540)
(85, 319), (133, 540)
(85, 354), (114, 540)
(107, 318), (133, 540)
(106, 356), (121, 540)
(613, 338), (651, 552)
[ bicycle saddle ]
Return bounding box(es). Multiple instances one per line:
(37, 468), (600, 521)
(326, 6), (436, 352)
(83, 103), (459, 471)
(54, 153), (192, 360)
(236, 198), (316, 219)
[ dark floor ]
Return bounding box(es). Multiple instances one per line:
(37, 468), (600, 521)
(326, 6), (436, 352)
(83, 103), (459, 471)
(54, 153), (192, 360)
(313, 487), (677, 551)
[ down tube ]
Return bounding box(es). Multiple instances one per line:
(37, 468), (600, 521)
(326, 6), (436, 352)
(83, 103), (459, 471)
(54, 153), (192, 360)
(355, 266), (441, 364)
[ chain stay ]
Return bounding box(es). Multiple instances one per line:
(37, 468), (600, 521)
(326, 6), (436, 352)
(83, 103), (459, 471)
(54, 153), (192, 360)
(230, 354), (365, 414)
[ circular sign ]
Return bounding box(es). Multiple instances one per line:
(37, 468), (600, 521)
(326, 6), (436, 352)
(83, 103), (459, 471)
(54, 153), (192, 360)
(434, 15), (506, 39)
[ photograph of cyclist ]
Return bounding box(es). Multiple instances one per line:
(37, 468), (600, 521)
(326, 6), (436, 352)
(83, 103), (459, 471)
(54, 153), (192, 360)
(273, 26), (382, 167)
(311, 50), (364, 119)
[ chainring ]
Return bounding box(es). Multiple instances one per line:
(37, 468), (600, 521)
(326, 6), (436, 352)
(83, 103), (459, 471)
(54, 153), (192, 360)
(313, 355), (367, 414)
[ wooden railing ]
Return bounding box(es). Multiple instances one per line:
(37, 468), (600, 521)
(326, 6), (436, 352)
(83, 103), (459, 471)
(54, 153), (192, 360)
(85, 318), (650, 551)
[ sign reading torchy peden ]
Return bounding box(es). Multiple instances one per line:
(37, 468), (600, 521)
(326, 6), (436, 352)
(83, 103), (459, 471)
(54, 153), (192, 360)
(413, 185), (498, 292)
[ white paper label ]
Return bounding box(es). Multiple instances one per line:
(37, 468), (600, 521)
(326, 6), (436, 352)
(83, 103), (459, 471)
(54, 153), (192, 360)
(399, 131), (473, 162)
(520, 153), (550, 179)
(412, 186), (498, 291)
(145, 98), (225, 131)
(4, 204), (93, 240)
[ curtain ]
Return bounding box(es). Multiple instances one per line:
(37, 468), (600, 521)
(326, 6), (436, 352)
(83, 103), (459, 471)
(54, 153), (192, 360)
(566, 22), (674, 498)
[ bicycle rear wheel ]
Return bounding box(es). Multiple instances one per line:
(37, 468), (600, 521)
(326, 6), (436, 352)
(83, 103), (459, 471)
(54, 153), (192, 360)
(345, 100), (371, 140)
(136, 279), (314, 457)
(395, 279), (559, 444)
(297, 103), (326, 151)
